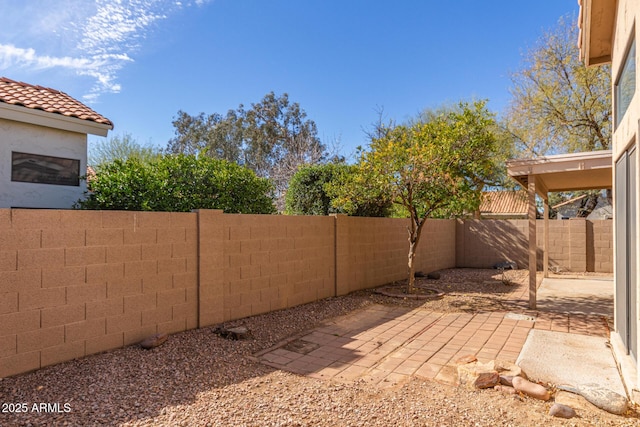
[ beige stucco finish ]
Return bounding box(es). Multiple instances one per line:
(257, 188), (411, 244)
(507, 150), (612, 196)
(582, 0), (640, 404)
(0, 118), (88, 208)
(579, 0), (616, 66)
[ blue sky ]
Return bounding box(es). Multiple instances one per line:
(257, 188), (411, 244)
(1, 1), (579, 159)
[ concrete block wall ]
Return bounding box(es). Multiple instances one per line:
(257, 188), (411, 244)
(414, 219), (457, 278)
(335, 216), (406, 295)
(335, 216), (456, 295)
(0, 209), (198, 378)
(455, 219), (530, 269)
(542, 220), (570, 269)
(2, 208), (611, 378)
(457, 219), (613, 273)
(215, 214), (335, 324)
(589, 220), (613, 272)
(197, 213), (336, 327)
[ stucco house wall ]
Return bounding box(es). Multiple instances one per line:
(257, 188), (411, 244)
(610, 0), (640, 403)
(0, 118), (88, 208)
(580, 0), (640, 404)
(0, 77), (112, 209)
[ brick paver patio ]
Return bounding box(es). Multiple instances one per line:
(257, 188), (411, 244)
(255, 277), (611, 388)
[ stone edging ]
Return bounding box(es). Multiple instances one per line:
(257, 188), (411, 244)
(374, 287), (445, 300)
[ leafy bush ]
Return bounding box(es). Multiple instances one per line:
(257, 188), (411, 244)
(76, 154), (276, 213)
(285, 163), (391, 217)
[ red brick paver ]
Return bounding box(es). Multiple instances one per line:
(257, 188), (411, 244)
(255, 274), (611, 388)
(256, 305), (536, 387)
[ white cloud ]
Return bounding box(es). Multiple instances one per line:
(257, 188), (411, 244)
(0, 44), (124, 71)
(0, 0), (213, 102)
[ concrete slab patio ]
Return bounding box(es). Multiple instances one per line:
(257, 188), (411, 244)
(536, 277), (614, 317)
(514, 276), (627, 410)
(517, 329), (625, 397)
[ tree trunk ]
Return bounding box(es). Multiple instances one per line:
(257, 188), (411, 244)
(408, 239), (417, 293)
(407, 218), (425, 294)
(577, 193), (599, 218)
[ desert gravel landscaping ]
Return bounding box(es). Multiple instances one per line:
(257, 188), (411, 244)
(1, 269), (638, 426)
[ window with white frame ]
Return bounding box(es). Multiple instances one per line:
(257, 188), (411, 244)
(615, 36), (636, 129)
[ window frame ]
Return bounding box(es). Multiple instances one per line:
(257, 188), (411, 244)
(11, 151), (81, 187)
(614, 27), (637, 130)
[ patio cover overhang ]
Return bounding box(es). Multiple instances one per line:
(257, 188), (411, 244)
(506, 150), (613, 309)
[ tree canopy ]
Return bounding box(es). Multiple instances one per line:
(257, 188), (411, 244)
(505, 14), (612, 215)
(285, 163), (391, 217)
(76, 154), (276, 214)
(505, 15), (611, 157)
(167, 92), (327, 209)
(89, 133), (161, 168)
(333, 101), (500, 292)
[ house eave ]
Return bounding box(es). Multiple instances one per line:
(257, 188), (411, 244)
(0, 102), (113, 137)
(579, 0), (616, 67)
(506, 150), (613, 197)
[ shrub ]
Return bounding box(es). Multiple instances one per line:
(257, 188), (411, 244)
(76, 154), (276, 213)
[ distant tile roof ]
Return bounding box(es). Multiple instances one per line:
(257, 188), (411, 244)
(479, 191), (528, 215)
(0, 77), (113, 127)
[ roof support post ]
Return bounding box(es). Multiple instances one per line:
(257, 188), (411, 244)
(543, 196), (549, 279)
(528, 175), (537, 309)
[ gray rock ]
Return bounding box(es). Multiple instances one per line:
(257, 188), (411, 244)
(576, 383), (628, 415)
(549, 403), (576, 419)
(213, 325), (250, 340)
(499, 375), (514, 386)
(493, 261), (517, 270)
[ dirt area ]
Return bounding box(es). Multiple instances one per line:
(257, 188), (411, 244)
(369, 268), (530, 312)
(0, 269), (636, 426)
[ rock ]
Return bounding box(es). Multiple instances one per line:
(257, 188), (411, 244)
(434, 365), (459, 386)
(575, 383), (628, 415)
(555, 390), (599, 412)
(493, 261), (517, 270)
(213, 325), (250, 340)
(455, 354), (478, 365)
(499, 375), (514, 386)
(140, 333), (168, 349)
(414, 271), (426, 278)
(494, 385), (517, 395)
(511, 376), (550, 401)
(487, 360), (526, 380)
(474, 371), (500, 389)
(426, 271), (441, 280)
(457, 361), (499, 389)
(549, 403), (576, 419)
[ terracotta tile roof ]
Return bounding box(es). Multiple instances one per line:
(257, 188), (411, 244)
(0, 77), (113, 127)
(479, 191), (528, 215)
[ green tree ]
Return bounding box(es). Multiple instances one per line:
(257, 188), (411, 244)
(505, 14), (612, 214)
(167, 110), (243, 162)
(167, 92), (327, 210)
(334, 101), (499, 293)
(285, 163), (391, 217)
(505, 15), (611, 156)
(76, 155), (276, 214)
(413, 103), (517, 190)
(89, 133), (161, 168)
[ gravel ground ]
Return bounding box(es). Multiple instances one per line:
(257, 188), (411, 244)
(0, 269), (637, 426)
